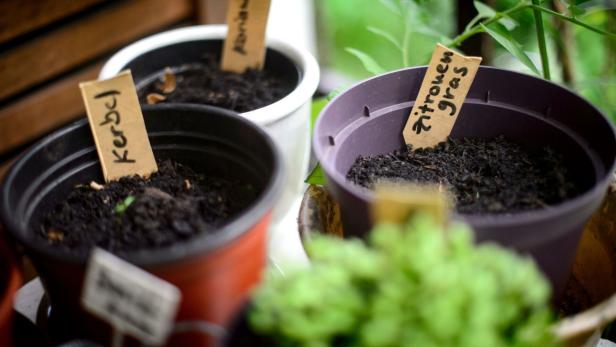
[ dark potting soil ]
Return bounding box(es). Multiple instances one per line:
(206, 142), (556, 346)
(138, 55), (295, 113)
(347, 136), (578, 214)
(39, 159), (256, 255)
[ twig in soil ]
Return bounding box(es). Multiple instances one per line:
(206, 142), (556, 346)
(90, 181), (104, 191)
(47, 228), (64, 242)
(147, 93), (167, 104)
(161, 67), (177, 94)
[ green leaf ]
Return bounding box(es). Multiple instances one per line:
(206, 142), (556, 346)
(114, 195), (135, 214)
(473, 1), (518, 30)
(474, 1), (496, 18)
(311, 98), (328, 134)
(367, 26), (402, 51)
(480, 23), (541, 76)
(305, 164), (326, 185)
(345, 48), (386, 76)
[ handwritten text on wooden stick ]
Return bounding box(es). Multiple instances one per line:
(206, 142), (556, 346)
(80, 71), (158, 182)
(221, 0), (272, 73)
(403, 44), (482, 149)
(82, 248), (180, 345)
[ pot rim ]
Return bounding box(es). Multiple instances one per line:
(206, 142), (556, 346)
(0, 104), (285, 267)
(313, 65), (616, 228)
(99, 25), (320, 126)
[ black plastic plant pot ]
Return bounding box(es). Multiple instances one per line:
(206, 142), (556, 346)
(0, 104), (284, 346)
(313, 66), (616, 295)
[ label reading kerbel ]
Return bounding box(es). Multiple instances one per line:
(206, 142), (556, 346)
(403, 44), (482, 149)
(81, 248), (180, 345)
(79, 70), (158, 182)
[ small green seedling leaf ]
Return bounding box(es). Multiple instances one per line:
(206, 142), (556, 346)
(345, 48), (386, 75)
(115, 195), (135, 214)
(481, 23), (541, 76)
(305, 164), (326, 185)
(367, 26), (402, 51)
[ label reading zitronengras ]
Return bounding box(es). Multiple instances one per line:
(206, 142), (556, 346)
(81, 248), (181, 346)
(221, 0), (272, 73)
(402, 44), (482, 149)
(79, 70), (158, 182)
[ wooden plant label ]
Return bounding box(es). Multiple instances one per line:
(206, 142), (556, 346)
(79, 71), (158, 182)
(221, 0), (272, 73)
(403, 44), (482, 149)
(82, 248), (181, 345)
(371, 183), (451, 226)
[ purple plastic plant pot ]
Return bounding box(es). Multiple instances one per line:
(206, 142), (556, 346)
(313, 66), (616, 295)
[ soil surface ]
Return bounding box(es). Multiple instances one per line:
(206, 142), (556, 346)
(39, 159), (256, 255)
(138, 55), (295, 113)
(347, 136), (578, 214)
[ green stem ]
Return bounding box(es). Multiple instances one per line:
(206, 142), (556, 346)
(449, 1), (616, 49)
(532, 0), (551, 79)
(449, 2), (531, 47)
(530, 4), (616, 39)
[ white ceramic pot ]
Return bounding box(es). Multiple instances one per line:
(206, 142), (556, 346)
(100, 25), (319, 225)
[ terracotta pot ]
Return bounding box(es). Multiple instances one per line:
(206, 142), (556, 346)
(100, 25), (320, 226)
(312, 66), (616, 295)
(0, 104), (284, 346)
(0, 234), (22, 347)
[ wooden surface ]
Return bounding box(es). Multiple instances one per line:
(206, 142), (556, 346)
(0, 0), (201, 159)
(0, 0), (106, 43)
(0, 0), (192, 102)
(0, 62), (102, 153)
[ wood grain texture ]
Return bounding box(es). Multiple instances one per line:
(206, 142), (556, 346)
(0, 62), (102, 153)
(0, 0), (105, 43)
(0, 0), (192, 102)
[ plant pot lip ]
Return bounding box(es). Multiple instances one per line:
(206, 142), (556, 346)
(99, 24), (320, 126)
(0, 104), (285, 267)
(0, 244), (21, 326)
(314, 65), (616, 228)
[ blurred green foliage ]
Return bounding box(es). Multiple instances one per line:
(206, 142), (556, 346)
(316, 0), (616, 121)
(250, 214), (557, 347)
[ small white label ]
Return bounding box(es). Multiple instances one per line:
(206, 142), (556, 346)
(82, 248), (181, 346)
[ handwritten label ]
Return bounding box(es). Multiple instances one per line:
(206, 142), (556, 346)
(82, 248), (181, 345)
(371, 183), (451, 226)
(221, 0), (272, 73)
(403, 44), (482, 149)
(79, 71), (158, 182)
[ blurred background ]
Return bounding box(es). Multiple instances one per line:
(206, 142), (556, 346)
(0, 0), (614, 179)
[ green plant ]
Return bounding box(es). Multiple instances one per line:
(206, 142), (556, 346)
(249, 214), (557, 347)
(348, 0), (615, 80)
